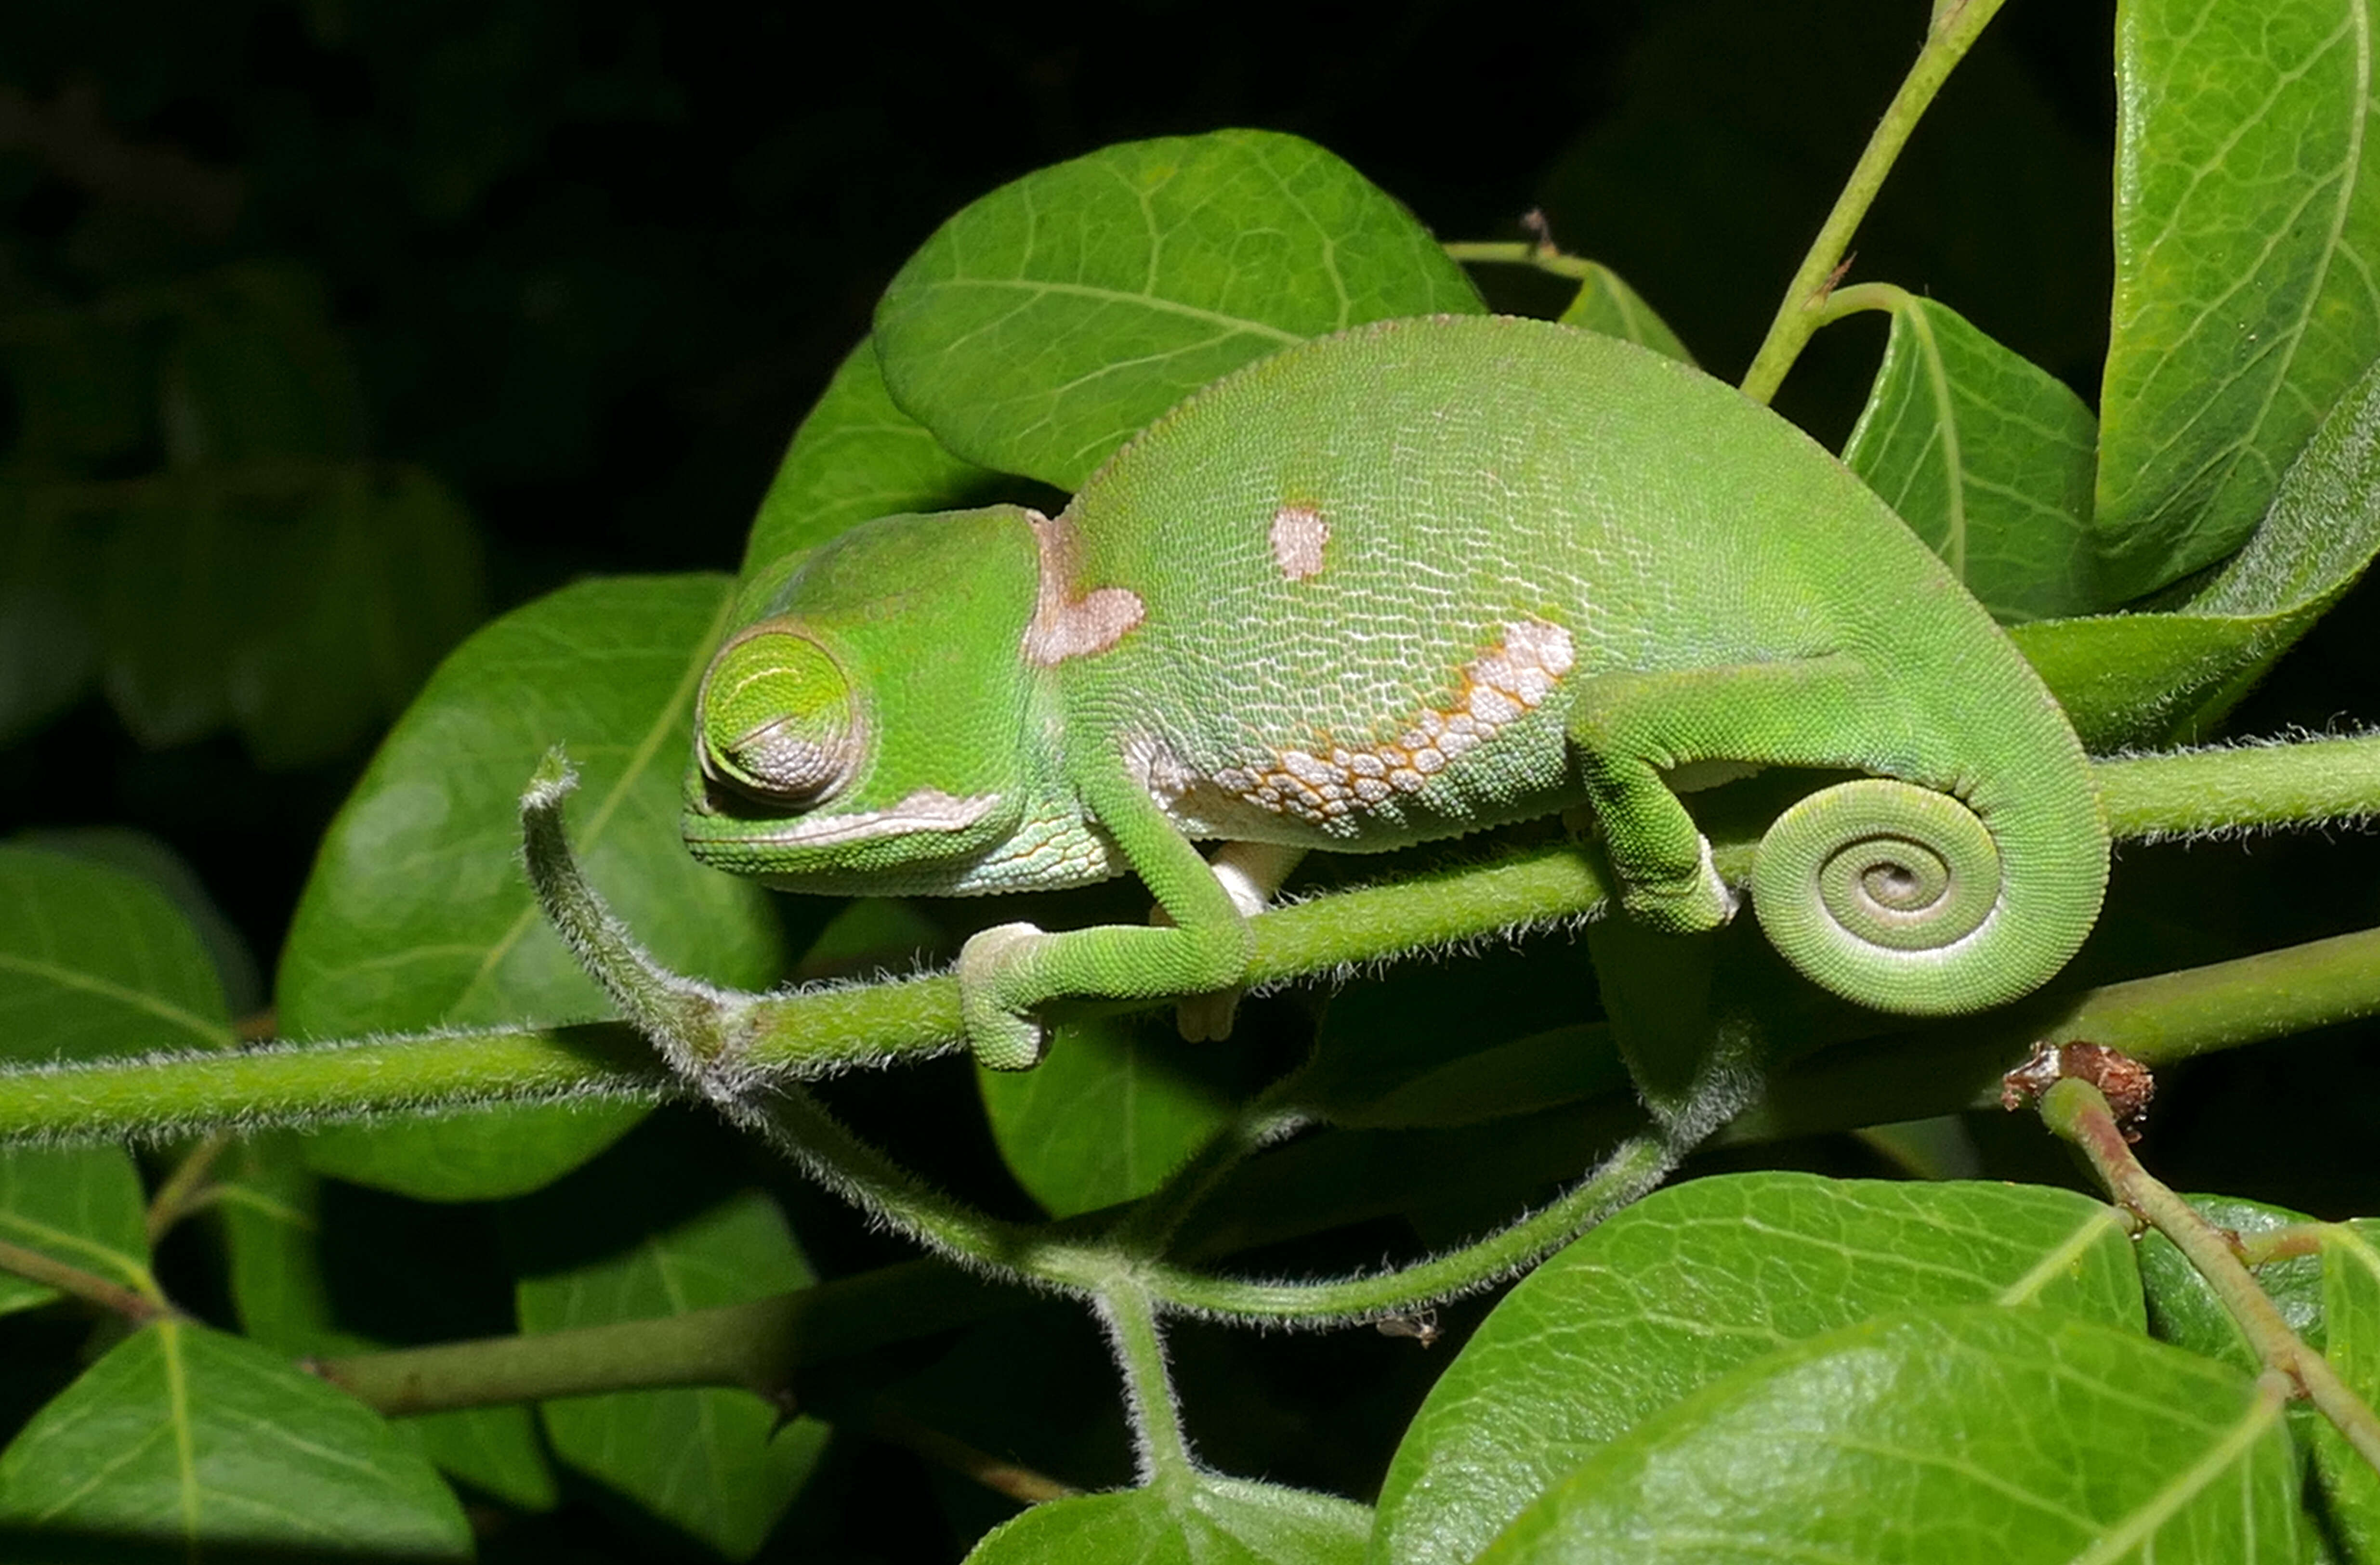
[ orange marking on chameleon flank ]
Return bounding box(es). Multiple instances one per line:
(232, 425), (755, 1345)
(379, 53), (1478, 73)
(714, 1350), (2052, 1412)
(1211, 619), (1576, 825)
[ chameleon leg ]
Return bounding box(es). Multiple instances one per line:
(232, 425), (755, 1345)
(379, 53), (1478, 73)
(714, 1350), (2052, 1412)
(960, 771), (1256, 1069)
(1166, 839), (1308, 1042)
(1564, 653), (1879, 934)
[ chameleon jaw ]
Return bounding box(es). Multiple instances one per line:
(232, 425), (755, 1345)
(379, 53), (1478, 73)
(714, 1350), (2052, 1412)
(686, 786), (1001, 849)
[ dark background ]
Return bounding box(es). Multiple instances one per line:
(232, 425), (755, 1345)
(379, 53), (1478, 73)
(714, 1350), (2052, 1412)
(4, 2), (2378, 1558)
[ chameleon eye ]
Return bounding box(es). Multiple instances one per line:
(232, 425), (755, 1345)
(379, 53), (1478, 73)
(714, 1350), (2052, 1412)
(696, 620), (862, 807)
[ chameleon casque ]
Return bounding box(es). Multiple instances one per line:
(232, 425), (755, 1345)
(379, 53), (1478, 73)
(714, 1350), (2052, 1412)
(684, 314), (2110, 1071)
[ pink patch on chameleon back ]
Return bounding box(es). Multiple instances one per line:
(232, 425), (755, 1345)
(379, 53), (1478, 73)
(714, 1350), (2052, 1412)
(1022, 510), (1145, 666)
(1269, 504), (1328, 580)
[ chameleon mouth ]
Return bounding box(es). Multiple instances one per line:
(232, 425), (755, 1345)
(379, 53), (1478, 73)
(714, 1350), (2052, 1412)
(686, 787), (1000, 849)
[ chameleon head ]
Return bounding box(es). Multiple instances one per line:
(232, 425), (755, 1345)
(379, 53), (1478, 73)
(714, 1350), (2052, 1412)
(682, 505), (1089, 896)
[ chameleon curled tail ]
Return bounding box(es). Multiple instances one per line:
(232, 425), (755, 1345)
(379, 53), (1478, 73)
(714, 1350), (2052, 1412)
(1746, 772), (2106, 1016)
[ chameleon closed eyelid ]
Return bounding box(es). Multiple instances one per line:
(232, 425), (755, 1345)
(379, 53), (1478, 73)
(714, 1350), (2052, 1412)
(697, 619), (863, 807)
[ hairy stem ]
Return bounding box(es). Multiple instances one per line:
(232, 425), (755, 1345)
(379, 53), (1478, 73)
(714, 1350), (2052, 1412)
(1738, 0), (2005, 403)
(1, 734), (2372, 1146)
(2041, 1078), (2380, 1474)
(319, 1259), (1007, 1414)
(1136, 1129), (1675, 1321)
(1096, 1284), (1192, 1480)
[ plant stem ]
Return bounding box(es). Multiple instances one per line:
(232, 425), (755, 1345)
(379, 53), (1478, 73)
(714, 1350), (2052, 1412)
(318, 1258), (1009, 1414)
(863, 1398), (1078, 1503)
(1, 733), (2373, 1146)
(1440, 241), (1593, 280)
(1136, 1129), (1674, 1321)
(1738, 0), (2004, 404)
(1096, 1284), (1192, 1481)
(2041, 1078), (2380, 1474)
(0, 1238), (166, 1323)
(2095, 731), (2380, 840)
(144, 1129), (232, 1244)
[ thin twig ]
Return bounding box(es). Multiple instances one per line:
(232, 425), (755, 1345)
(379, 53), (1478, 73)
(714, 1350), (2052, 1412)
(0, 1237), (167, 1324)
(2041, 1078), (2380, 1475)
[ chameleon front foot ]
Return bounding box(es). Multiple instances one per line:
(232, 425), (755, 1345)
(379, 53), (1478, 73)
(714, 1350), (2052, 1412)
(1617, 834), (1742, 936)
(958, 922), (1055, 1071)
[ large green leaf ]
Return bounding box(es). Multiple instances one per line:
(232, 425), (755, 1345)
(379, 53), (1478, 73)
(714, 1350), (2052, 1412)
(977, 1015), (1238, 1219)
(511, 1131), (827, 1560)
(88, 463), (484, 765)
(875, 129), (1484, 490)
(2013, 350), (2380, 748)
(0, 847), (227, 1318)
(0, 1318), (471, 1561)
(1372, 1173), (2141, 1565)
(279, 574), (784, 1200)
(966, 1474), (1368, 1565)
(1841, 292), (2101, 623)
(1477, 1307), (2302, 1563)
(2316, 1220), (2380, 1560)
(2094, 0), (2380, 600)
(741, 337), (1002, 574)
(213, 1135), (557, 1513)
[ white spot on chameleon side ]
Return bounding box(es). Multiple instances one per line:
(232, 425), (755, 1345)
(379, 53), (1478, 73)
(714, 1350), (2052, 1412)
(1143, 619), (1578, 830)
(1023, 509), (1144, 666)
(1270, 504), (1328, 580)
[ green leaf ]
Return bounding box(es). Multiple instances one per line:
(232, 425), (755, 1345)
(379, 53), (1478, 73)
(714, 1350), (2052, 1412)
(0, 847), (229, 1317)
(511, 1127), (827, 1559)
(977, 1015), (1237, 1219)
(2315, 1220), (2380, 1560)
(1477, 1307), (2302, 1564)
(2012, 350), (2380, 748)
(0, 306), (149, 467)
(213, 1136), (557, 1512)
(91, 464), (485, 764)
(1556, 262), (1695, 365)
(0, 1146), (150, 1320)
(0, 1317), (471, 1561)
(19, 827), (263, 1017)
(2094, 0), (2380, 600)
(742, 338), (1003, 574)
(1841, 292), (2101, 623)
(875, 129), (1485, 489)
(226, 466), (486, 769)
(1373, 1173), (2141, 1565)
(0, 846), (234, 1062)
(159, 263), (367, 465)
(279, 574), (784, 1200)
(965, 1474), (1368, 1565)
(0, 485), (101, 744)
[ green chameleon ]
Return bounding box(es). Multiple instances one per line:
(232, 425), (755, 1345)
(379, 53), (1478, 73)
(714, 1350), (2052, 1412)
(684, 314), (2109, 1070)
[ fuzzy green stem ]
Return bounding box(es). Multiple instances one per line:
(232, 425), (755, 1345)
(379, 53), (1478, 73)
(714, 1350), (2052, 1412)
(1, 733), (2372, 1146)
(1738, 0), (2005, 403)
(2095, 732), (2380, 839)
(318, 1259), (1006, 1414)
(0, 1239), (166, 1323)
(1135, 1129), (1674, 1321)
(2042, 1078), (2380, 1474)
(1110, 1077), (1312, 1256)
(1096, 1284), (1192, 1480)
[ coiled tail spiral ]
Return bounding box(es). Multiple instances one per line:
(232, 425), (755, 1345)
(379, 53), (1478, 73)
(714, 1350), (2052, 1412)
(1748, 777), (2098, 1015)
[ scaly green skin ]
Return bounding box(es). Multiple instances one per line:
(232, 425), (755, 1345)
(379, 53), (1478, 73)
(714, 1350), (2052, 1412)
(685, 316), (2110, 1070)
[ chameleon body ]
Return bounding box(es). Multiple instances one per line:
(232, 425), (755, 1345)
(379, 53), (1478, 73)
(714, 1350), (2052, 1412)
(685, 315), (2109, 1069)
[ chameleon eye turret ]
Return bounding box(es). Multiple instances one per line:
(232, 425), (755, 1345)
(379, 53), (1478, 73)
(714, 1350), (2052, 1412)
(696, 620), (862, 807)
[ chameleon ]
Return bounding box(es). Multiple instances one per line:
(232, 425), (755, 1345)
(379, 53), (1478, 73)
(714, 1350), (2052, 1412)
(683, 313), (2109, 1071)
